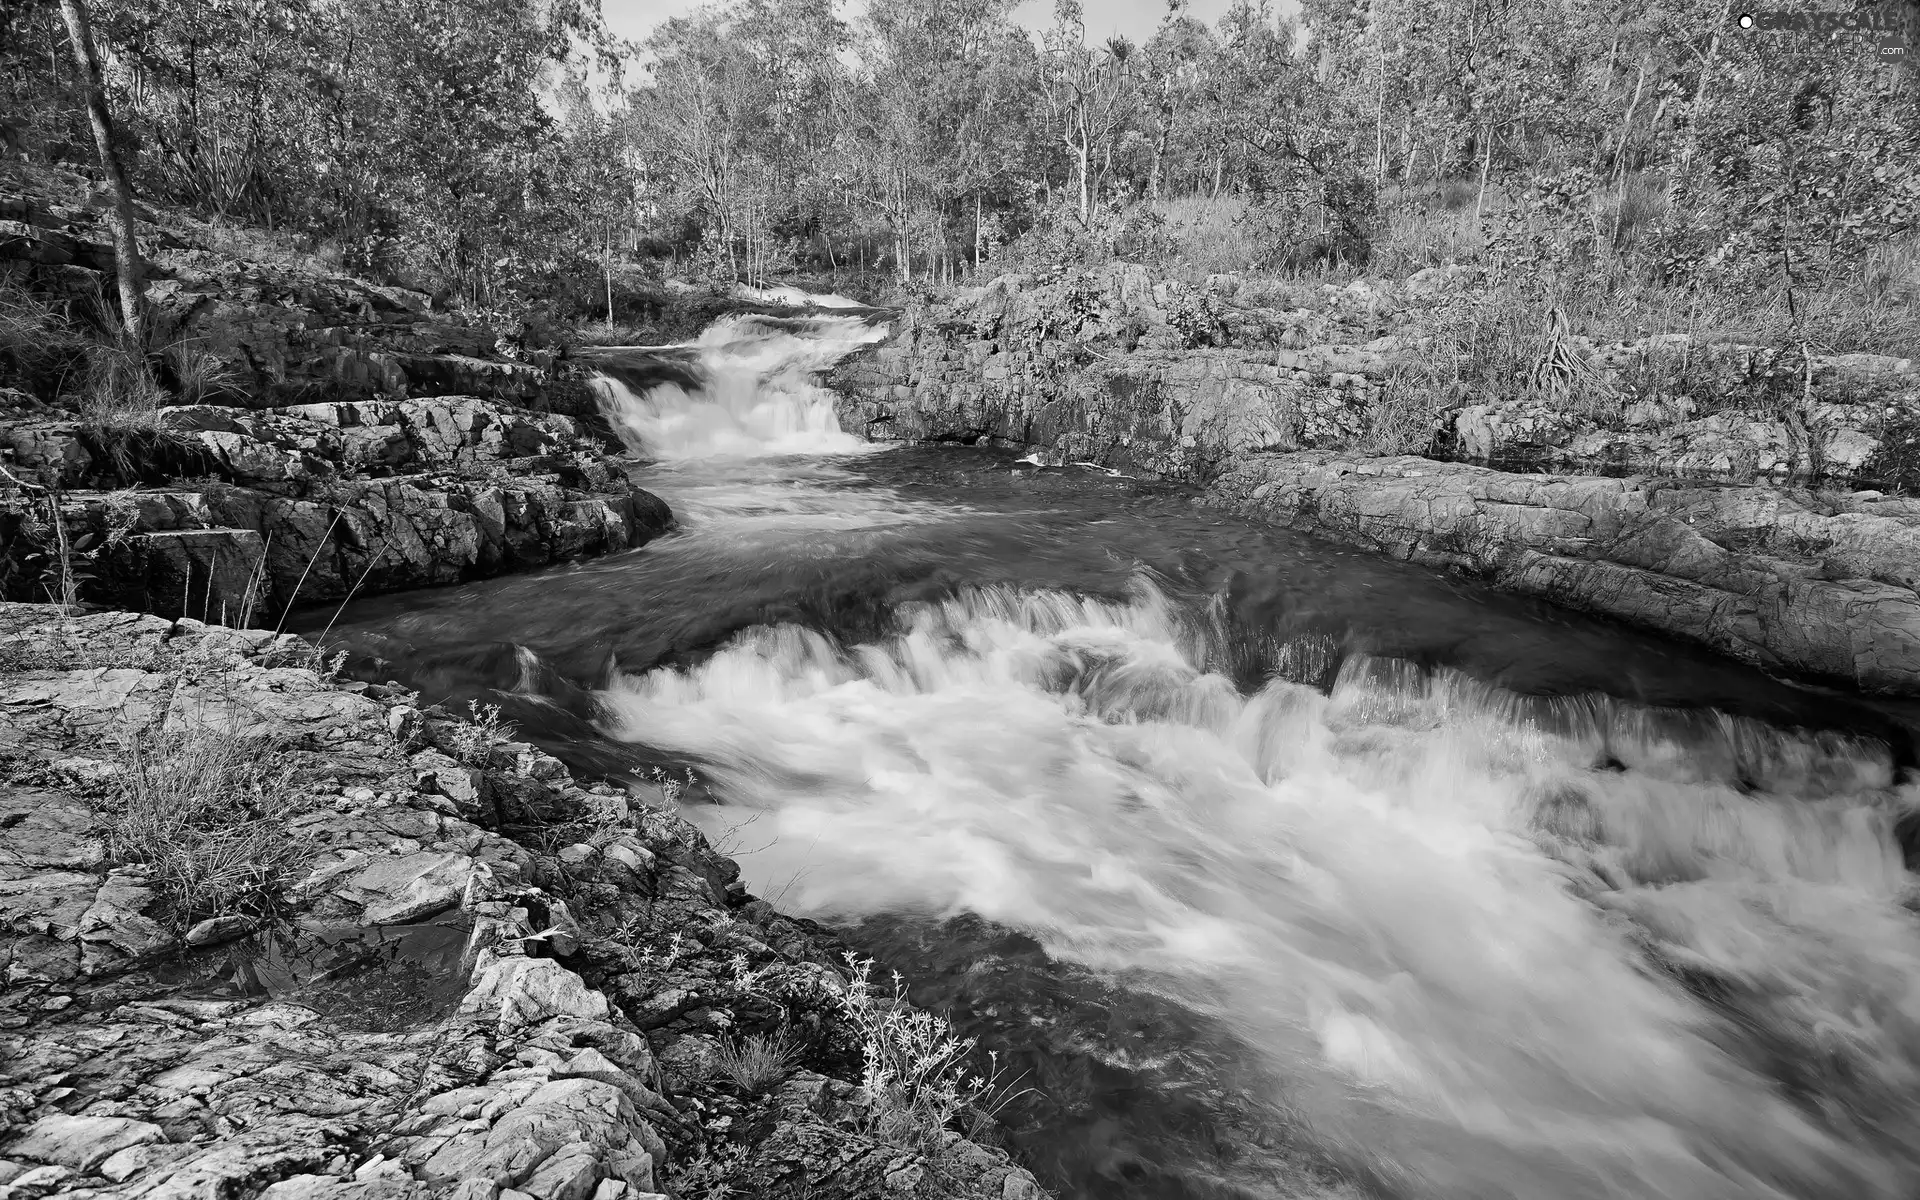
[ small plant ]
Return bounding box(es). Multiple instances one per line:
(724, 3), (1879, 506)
(835, 953), (1017, 1152)
(666, 1142), (748, 1200)
(635, 931), (688, 970)
(711, 1027), (801, 1095)
(643, 764), (694, 803)
(101, 711), (313, 926)
(1167, 289), (1222, 349)
(162, 339), (245, 404)
(8, 491), (141, 610)
(444, 700), (516, 766)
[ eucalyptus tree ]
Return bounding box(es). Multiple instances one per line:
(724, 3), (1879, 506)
(1139, 3), (1216, 200)
(1038, 0), (1137, 224)
(57, 0), (146, 341)
(849, 0), (1037, 279)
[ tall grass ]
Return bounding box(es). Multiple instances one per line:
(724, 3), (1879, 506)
(1151, 195), (1262, 278)
(1861, 237), (1920, 311)
(1372, 203), (1485, 275)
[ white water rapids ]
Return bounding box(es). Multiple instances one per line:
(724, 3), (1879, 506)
(582, 312), (1920, 1199)
(590, 313), (886, 459)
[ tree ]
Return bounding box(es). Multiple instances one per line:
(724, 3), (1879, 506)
(1039, 0), (1136, 223)
(1140, 3), (1214, 200)
(58, 0), (146, 343)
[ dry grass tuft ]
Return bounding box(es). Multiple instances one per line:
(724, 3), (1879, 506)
(1360, 366), (1452, 455)
(102, 708), (313, 927)
(163, 339), (246, 404)
(712, 1028), (802, 1095)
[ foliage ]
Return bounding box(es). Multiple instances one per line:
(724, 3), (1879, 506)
(5, 0), (614, 306)
(4, 0), (1915, 299)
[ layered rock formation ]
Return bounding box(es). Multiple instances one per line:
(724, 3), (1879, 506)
(3, 396), (669, 624)
(829, 266), (1920, 694)
(1, 171), (672, 623)
(830, 265), (1920, 489)
(1215, 453), (1920, 694)
(0, 604), (1046, 1200)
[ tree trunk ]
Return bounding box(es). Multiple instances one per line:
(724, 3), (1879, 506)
(1373, 41), (1387, 188)
(1077, 140), (1090, 223)
(59, 0), (145, 345)
(974, 191), (983, 268)
(1474, 121), (1494, 226)
(1673, 0), (1733, 200)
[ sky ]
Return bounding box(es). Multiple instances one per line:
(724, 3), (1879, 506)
(599, 0), (1282, 49)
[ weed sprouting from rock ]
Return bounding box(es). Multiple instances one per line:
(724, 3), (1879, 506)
(445, 700), (516, 766)
(711, 1027), (802, 1095)
(835, 952), (1011, 1152)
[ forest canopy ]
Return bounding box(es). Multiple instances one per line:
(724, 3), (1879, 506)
(5, 0), (1917, 307)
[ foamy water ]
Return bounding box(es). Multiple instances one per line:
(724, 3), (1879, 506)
(590, 313), (886, 459)
(595, 576), (1920, 1200)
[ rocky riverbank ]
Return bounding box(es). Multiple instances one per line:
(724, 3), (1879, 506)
(3, 163), (679, 623)
(0, 603), (1046, 1200)
(1208, 453), (1920, 696)
(828, 265), (1920, 696)
(830, 264), (1919, 488)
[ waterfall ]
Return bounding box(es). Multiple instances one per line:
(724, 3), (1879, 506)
(588, 311), (888, 460)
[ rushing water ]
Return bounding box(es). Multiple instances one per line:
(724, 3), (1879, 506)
(306, 313), (1920, 1200)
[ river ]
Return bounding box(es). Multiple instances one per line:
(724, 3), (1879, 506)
(300, 312), (1920, 1200)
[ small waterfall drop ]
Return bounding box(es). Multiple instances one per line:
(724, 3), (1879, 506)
(588, 311), (888, 460)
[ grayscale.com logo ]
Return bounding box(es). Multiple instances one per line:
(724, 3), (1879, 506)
(1737, 6), (1917, 58)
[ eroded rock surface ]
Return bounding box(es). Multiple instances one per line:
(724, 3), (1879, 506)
(1209, 453), (1920, 695)
(0, 605), (1046, 1200)
(830, 265), (1920, 488)
(2, 394), (669, 623)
